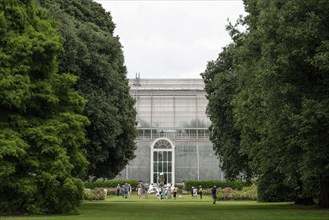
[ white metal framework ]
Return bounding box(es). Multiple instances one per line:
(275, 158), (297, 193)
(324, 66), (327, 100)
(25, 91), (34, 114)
(115, 79), (224, 183)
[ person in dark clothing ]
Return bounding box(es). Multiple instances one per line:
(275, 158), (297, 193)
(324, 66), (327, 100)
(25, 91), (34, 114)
(211, 186), (217, 205)
(123, 183), (128, 198)
(173, 186), (178, 199)
(116, 184), (121, 196)
(198, 186), (203, 199)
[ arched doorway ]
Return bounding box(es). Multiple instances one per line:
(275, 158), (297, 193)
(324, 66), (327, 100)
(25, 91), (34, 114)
(150, 138), (175, 185)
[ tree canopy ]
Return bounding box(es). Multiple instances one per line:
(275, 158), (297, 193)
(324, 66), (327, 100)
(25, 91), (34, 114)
(0, 0), (89, 214)
(201, 44), (253, 181)
(203, 0), (329, 207)
(37, 0), (137, 179)
(1, 0), (137, 214)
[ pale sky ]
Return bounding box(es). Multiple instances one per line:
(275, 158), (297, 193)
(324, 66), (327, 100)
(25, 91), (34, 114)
(94, 0), (246, 79)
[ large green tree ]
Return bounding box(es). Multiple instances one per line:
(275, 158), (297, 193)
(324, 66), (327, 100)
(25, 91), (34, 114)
(0, 0), (89, 214)
(201, 43), (253, 181)
(204, 0), (329, 207)
(233, 0), (329, 206)
(37, 0), (137, 179)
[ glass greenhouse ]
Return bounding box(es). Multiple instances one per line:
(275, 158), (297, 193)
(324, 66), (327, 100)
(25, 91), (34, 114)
(116, 78), (224, 184)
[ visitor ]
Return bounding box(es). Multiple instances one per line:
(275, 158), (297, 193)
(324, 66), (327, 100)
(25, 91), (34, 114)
(191, 186), (194, 198)
(123, 183), (128, 198)
(127, 184), (131, 197)
(144, 183), (149, 199)
(137, 184), (142, 199)
(166, 184), (171, 199)
(173, 185), (178, 199)
(121, 184), (125, 198)
(157, 185), (162, 200)
(211, 186), (217, 205)
(193, 187), (198, 198)
(116, 184), (121, 196)
(161, 185), (166, 199)
(198, 186), (203, 199)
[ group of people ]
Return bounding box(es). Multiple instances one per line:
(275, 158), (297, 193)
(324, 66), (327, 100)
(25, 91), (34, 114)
(190, 186), (203, 199)
(115, 183), (218, 205)
(191, 185), (217, 204)
(116, 183), (132, 198)
(116, 182), (151, 199)
(153, 183), (179, 200)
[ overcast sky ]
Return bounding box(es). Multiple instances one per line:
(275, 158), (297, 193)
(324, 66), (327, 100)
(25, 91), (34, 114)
(94, 0), (246, 79)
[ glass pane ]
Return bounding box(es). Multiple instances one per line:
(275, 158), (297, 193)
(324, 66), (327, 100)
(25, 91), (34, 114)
(163, 151), (167, 161)
(163, 162), (167, 172)
(158, 152), (163, 162)
(159, 162), (162, 171)
(153, 152), (157, 162)
(168, 162), (172, 172)
(168, 152), (172, 161)
(164, 173), (168, 184)
(153, 162), (157, 172)
(153, 174), (158, 183)
(168, 174), (172, 183)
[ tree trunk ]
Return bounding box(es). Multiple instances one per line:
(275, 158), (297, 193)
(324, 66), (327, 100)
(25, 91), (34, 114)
(318, 176), (329, 208)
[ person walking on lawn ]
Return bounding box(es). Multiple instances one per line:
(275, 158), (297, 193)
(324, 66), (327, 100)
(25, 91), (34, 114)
(211, 186), (217, 205)
(198, 186), (203, 199)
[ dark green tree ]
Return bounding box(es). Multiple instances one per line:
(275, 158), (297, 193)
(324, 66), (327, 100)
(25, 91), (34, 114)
(203, 0), (329, 207)
(201, 44), (253, 181)
(37, 0), (137, 179)
(0, 0), (89, 214)
(233, 0), (329, 206)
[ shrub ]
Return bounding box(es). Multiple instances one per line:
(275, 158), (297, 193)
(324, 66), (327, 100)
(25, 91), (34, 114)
(217, 185), (257, 201)
(184, 180), (250, 192)
(83, 188), (106, 200)
(84, 180), (139, 189)
(257, 173), (297, 202)
(175, 183), (184, 190)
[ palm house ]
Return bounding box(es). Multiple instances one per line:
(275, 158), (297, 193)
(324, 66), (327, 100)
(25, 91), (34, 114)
(116, 78), (224, 184)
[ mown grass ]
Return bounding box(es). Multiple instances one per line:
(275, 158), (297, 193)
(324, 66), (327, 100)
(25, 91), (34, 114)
(1, 194), (329, 220)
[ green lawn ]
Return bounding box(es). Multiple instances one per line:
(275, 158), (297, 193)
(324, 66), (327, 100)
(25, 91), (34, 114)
(2, 195), (329, 220)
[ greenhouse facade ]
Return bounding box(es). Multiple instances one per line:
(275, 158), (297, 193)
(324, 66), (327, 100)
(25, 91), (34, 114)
(115, 78), (224, 184)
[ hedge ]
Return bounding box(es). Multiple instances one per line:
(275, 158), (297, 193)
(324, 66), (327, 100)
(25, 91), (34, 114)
(217, 185), (257, 201)
(184, 180), (250, 191)
(84, 180), (139, 189)
(83, 188), (106, 200)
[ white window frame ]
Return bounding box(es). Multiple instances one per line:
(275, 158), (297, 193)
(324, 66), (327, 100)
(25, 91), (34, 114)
(150, 138), (175, 185)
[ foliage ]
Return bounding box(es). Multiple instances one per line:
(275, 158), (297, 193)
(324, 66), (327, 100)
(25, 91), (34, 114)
(233, 0), (329, 207)
(184, 180), (250, 191)
(201, 44), (253, 181)
(217, 185), (257, 201)
(84, 179), (139, 189)
(257, 172), (297, 202)
(37, 0), (137, 179)
(0, 0), (89, 214)
(203, 0), (329, 207)
(83, 188), (106, 200)
(182, 119), (208, 128)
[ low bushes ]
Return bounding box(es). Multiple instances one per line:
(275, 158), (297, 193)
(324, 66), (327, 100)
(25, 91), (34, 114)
(84, 180), (139, 189)
(183, 180), (256, 200)
(83, 188), (106, 200)
(184, 180), (250, 191)
(217, 185), (257, 201)
(83, 180), (140, 198)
